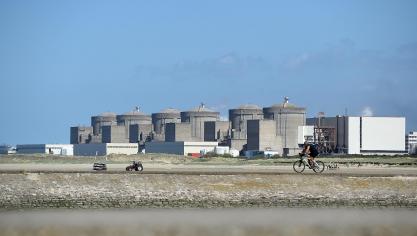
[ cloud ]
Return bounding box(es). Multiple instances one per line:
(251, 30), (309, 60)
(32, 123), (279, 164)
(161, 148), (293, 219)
(361, 106), (374, 116)
(285, 53), (310, 69)
(130, 40), (417, 131)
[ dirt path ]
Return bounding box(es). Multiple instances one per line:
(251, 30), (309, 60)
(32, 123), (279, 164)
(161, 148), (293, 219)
(0, 163), (416, 176)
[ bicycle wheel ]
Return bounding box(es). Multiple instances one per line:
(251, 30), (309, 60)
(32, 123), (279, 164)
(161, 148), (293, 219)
(313, 161), (325, 173)
(293, 160), (305, 173)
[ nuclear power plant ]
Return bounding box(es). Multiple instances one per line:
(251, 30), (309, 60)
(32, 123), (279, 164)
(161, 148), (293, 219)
(70, 97), (407, 156)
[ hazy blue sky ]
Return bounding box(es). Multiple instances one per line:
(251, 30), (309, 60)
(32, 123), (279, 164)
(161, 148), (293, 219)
(1, 0), (416, 144)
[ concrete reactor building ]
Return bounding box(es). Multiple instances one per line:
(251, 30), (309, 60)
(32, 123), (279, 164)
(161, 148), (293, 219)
(246, 97), (306, 156)
(227, 104), (264, 152)
(179, 103), (220, 141)
(68, 98), (409, 157)
(91, 112), (117, 137)
(116, 107), (152, 143)
(151, 108), (181, 141)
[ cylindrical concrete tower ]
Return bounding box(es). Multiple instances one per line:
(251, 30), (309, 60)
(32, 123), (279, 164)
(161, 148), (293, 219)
(152, 108), (181, 135)
(91, 112), (117, 135)
(263, 97), (306, 154)
(117, 107), (152, 139)
(229, 104), (263, 139)
(181, 103), (219, 141)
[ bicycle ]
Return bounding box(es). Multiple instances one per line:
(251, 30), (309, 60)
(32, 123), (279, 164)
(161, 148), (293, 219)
(293, 154), (325, 173)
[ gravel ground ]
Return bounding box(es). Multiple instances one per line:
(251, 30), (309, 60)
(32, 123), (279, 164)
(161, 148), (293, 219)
(1, 173), (416, 209)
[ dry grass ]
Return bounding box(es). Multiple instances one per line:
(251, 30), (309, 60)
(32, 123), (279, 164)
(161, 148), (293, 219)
(0, 154), (416, 167)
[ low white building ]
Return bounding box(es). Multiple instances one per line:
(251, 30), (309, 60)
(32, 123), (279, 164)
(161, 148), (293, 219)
(74, 143), (138, 156)
(145, 141), (218, 156)
(406, 132), (417, 154)
(16, 144), (74, 156)
(306, 116), (406, 155)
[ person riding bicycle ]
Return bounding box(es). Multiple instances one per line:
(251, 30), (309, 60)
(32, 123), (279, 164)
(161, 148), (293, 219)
(300, 142), (319, 168)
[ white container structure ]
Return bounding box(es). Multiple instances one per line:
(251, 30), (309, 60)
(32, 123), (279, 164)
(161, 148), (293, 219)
(146, 141), (218, 156)
(16, 144), (74, 156)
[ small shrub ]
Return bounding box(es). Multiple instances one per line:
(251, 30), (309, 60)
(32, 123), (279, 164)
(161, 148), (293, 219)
(221, 153), (233, 158)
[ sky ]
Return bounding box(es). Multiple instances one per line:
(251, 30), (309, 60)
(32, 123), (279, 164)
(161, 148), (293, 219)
(1, 0), (417, 145)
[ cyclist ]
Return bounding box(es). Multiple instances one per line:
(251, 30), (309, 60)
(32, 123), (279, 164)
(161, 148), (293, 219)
(300, 142), (319, 168)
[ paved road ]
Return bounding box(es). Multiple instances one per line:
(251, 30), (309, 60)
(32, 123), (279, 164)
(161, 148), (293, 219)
(0, 163), (416, 176)
(0, 208), (416, 236)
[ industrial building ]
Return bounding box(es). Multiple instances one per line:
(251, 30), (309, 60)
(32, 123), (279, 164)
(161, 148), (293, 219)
(145, 141), (218, 156)
(152, 108), (181, 141)
(306, 116), (406, 155)
(406, 132), (417, 154)
(90, 112), (117, 143)
(165, 123), (193, 141)
(16, 144), (74, 156)
(247, 120), (282, 152)
(129, 124), (153, 143)
(204, 121), (230, 142)
(180, 103), (220, 141)
(229, 104), (264, 139)
(74, 143), (138, 156)
(116, 107), (152, 142)
(227, 104), (263, 152)
(102, 125), (129, 143)
(68, 98), (409, 157)
(262, 98), (306, 156)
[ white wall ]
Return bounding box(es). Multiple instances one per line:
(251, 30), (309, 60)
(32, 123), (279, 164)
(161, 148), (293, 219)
(106, 143), (138, 155)
(361, 117), (405, 152)
(183, 142), (217, 155)
(347, 117), (361, 154)
(146, 141), (218, 156)
(297, 126), (314, 144)
(46, 144), (73, 156)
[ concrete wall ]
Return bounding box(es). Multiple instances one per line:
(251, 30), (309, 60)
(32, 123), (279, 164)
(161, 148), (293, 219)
(102, 125), (129, 143)
(204, 121), (230, 142)
(70, 126), (93, 144)
(247, 120), (282, 153)
(227, 138), (247, 152)
(347, 117), (361, 154)
(129, 124), (153, 143)
(165, 123), (192, 142)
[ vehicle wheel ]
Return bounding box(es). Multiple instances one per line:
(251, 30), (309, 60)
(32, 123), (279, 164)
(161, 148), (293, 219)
(313, 161), (325, 173)
(293, 160), (305, 173)
(136, 164), (143, 172)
